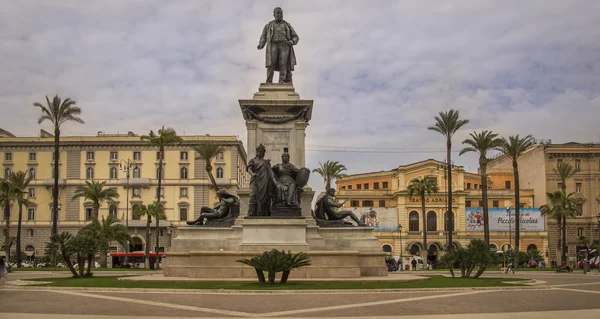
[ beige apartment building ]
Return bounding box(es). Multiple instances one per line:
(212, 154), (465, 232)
(488, 142), (600, 264)
(0, 129), (247, 261)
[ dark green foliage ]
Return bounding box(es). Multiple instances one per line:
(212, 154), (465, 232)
(438, 239), (495, 278)
(237, 249), (312, 284)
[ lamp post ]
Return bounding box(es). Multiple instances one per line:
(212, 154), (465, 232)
(596, 214), (600, 271)
(506, 206), (512, 266)
(119, 159), (133, 266)
(398, 224), (403, 271)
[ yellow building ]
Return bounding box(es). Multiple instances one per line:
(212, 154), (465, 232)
(336, 159), (546, 265)
(488, 141), (600, 264)
(0, 129), (247, 260)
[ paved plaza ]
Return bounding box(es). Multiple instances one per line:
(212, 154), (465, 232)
(2, 271), (600, 318)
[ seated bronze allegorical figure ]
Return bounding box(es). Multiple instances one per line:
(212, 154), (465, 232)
(312, 188), (366, 227)
(187, 190), (240, 227)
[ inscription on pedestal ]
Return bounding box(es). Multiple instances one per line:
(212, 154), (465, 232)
(262, 131), (289, 163)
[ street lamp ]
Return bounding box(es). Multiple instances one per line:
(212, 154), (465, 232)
(398, 224), (403, 271)
(119, 159), (134, 266)
(506, 206), (512, 267)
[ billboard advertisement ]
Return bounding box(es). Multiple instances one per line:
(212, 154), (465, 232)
(466, 208), (544, 232)
(345, 207), (399, 232)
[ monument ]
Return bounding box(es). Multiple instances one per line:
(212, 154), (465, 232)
(164, 7), (386, 279)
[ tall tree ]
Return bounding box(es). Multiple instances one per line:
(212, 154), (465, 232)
(554, 163), (580, 265)
(141, 126), (182, 269)
(0, 180), (18, 263)
(407, 178), (439, 259)
(428, 109), (469, 251)
(9, 171), (32, 267)
(34, 95), (84, 236)
(72, 180), (119, 222)
(495, 134), (534, 266)
(133, 204), (165, 270)
(194, 142), (224, 191)
(459, 130), (502, 245)
(540, 190), (578, 267)
(44, 232), (79, 277)
(312, 160), (347, 190)
(82, 214), (130, 268)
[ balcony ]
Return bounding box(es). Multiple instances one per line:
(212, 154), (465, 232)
(120, 178), (151, 188)
(42, 178), (66, 187)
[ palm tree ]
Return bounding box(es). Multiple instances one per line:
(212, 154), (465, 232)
(495, 134), (534, 266)
(459, 130), (501, 245)
(141, 126), (182, 269)
(72, 180), (119, 222)
(0, 180), (18, 262)
(9, 171), (32, 267)
(194, 142), (224, 191)
(428, 109), (469, 251)
(312, 160), (347, 190)
(44, 232), (79, 277)
(541, 190), (578, 267)
(133, 204), (165, 269)
(554, 163), (580, 265)
(407, 178), (439, 259)
(71, 228), (104, 277)
(34, 95), (84, 236)
(82, 214), (130, 268)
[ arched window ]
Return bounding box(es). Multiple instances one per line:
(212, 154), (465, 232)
(4, 168), (12, 179)
(110, 167), (118, 179)
(489, 244), (498, 252)
(86, 167), (94, 179)
(29, 168), (36, 179)
(527, 244), (538, 253)
(132, 204), (140, 220)
(444, 211), (455, 231)
(502, 244), (512, 252)
(382, 244), (392, 256)
(216, 167), (224, 179)
(180, 167), (188, 179)
(409, 244), (421, 256)
(427, 211), (437, 231)
(109, 205), (117, 217)
(409, 211), (419, 232)
(133, 167), (140, 178)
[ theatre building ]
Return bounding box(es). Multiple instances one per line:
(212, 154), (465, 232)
(335, 159), (548, 265)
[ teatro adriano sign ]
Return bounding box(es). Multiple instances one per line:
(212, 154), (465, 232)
(409, 197), (457, 203)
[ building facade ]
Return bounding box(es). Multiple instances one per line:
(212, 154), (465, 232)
(488, 142), (600, 264)
(336, 159), (546, 265)
(0, 129), (247, 261)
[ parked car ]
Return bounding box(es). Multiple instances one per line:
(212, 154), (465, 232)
(36, 262), (51, 268)
(21, 261), (34, 268)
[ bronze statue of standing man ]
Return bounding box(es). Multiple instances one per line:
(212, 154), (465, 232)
(257, 7), (299, 84)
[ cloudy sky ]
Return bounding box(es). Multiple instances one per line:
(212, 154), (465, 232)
(1, 1), (599, 195)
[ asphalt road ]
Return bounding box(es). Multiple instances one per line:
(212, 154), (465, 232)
(2, 270), (600, 318)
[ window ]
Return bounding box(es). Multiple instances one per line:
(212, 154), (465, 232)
(374, 182), (380, 190)
(180, 167), (188, 179)
(445, 211), (454, 231)
(180, 187), (188, 198)
(505, 181), (511, 189)
(110, 152), (118, 161)
(4, 152), (12, 161)
(86, 151), (94, 161)
(576, 182), (582, 193)
(341, 186), (346, 190)
(575, 159), (581, 170)
(425, 177), (437, 185)
(85, 208), (93, 221)
(29, 168), (36, 179)
(350, 200), (359, 207)
(576, 203), (583, 216)
(467, 183), (471, 189)
(27, 229), (34, 237)
(27, 208), (35, 221)
(478, 200), (483, 207)
(160, 187), (164, 198)
(465, 200), (471, 207)
(156, 167), (164, 179)
(132, 204), (140, 220)
(527, 244), (538, 253)
(357, 184), (362, 190)
(348, 185), (352, 190)
(179, 207), (188, 221)
(216, 152), (224, 160)
(216, 167), (224, 178)
(409, 211), (419, 232)
(4, 168), (12, 179)
(51, 188), (60, 199)
(427, 211), (437, 232)
(558, 182), (563, 190)
(133, 151), (141, 160)
(109, 205), (117, 217)
(28, 188), (36, 197)
(519, 203), (526, 208)
(107, 167), (117, 179)
(29, 152), (36, 161)
(474, 184), (478, 189)
(52, 152), (59, 161)
(578, 228), (584, 237)
(132, 188), (141, 197)
(379, 200), (385, 207)
(51, 166), (58, 178)
(382, 182), (388, 189)
(156, 152), (164, 160)
(492, 200), (499, 208)
(180, 151), (188, 160)
(86, 167), (94, 179)
(133, 167), (140, 178)
(364, 183), (369, 190)
(557, 159), (563, 167)
(362, 200), (373, 207)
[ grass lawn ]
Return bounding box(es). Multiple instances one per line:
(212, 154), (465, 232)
(11, 268), (156, 272)
(28, 275), (527, 290)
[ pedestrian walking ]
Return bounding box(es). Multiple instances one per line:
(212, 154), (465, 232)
(411, 258), (417, 271)
(503, 262), (515, 274)
(0, 256), (7, 281)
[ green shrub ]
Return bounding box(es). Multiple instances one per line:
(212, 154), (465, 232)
(237, 249), (311, 284)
